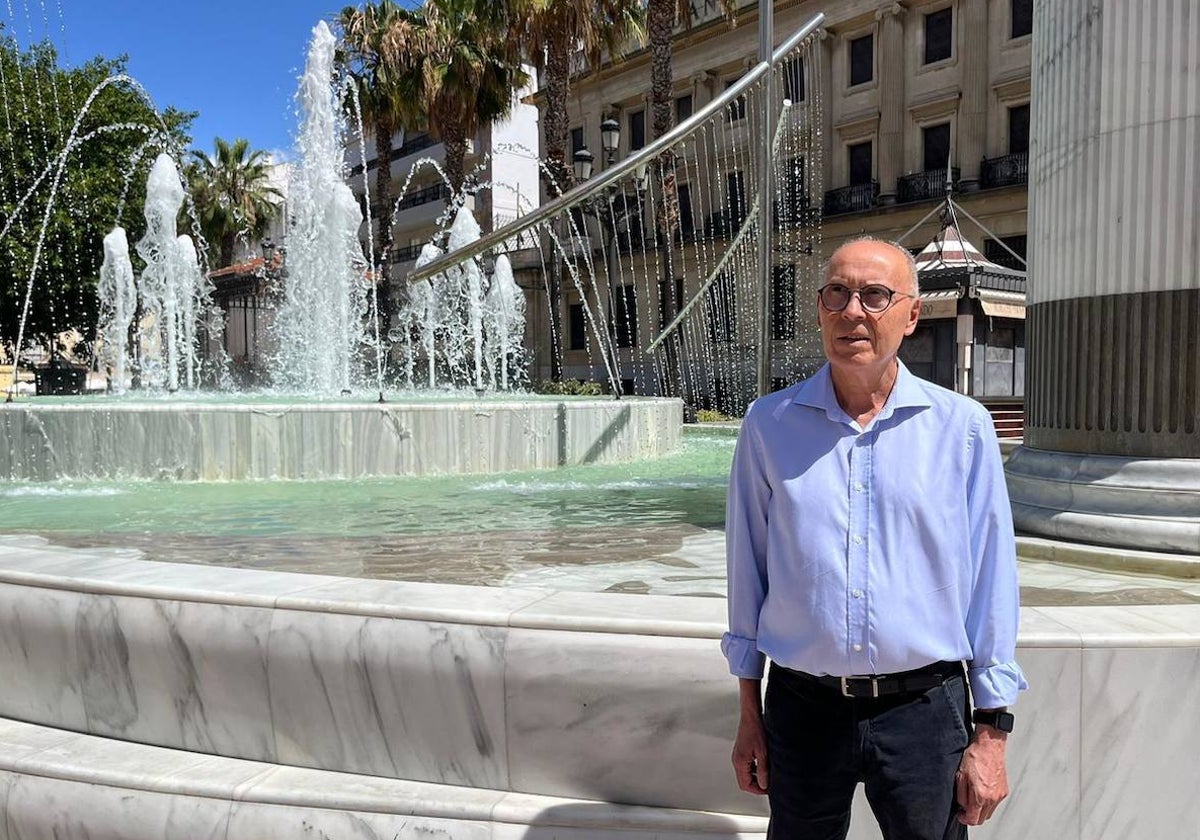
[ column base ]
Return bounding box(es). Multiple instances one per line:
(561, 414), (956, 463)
(1006, 446), (1200, 555)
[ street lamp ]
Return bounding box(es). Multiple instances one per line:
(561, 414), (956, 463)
(569, 118), (655, 400)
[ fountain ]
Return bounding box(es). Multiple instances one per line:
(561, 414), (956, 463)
(0, 4), (1194, 840)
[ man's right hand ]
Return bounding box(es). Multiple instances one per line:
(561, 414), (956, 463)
(732, 713), (769, 794)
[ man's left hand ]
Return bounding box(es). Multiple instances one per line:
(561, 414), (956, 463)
(955, 726), (1009, 825)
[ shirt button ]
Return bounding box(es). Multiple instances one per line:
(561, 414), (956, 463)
(853, 644), (863, 652)
(852, 589), (863, 598)
(853, 535), (864, 545)
(854, 483), (866, 492)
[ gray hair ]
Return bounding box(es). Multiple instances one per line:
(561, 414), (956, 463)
(822, 236), (921, 298)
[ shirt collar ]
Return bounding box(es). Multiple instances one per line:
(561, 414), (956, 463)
(790, 361), (932, 425)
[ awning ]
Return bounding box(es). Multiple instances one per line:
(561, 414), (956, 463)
(918, 288), (960, 319)
(978, 289), (1026, 319)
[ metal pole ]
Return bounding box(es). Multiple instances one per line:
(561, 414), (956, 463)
(756, 0), (776, 397)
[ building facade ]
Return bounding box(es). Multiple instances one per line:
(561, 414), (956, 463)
(535, 0), (1031, 401)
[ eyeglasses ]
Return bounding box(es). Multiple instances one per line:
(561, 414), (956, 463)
(817, 283), (916, 314)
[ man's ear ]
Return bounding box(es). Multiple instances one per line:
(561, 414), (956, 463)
(903, 297), (921, 336)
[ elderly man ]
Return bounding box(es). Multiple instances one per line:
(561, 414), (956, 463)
(723, 238), (1025, 839)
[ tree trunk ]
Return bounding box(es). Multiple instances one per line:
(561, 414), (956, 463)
(542, 21), (573, 381)
(649, 0), (683, 399)
(440, 118), (468, 198)
(373, 125), (394, 264)
(220, 232), (235, 269)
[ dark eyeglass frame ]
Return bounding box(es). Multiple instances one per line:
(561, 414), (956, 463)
(817, 283), (917, 314)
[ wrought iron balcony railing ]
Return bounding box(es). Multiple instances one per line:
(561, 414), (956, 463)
(391, 243), (423, 263)
(823, 181), (879, 216)
(395, 182), (451, 212)
(981, 152), (1029, 189)
(896, 167), (959, 203)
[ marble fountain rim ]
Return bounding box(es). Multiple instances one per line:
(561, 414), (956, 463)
(0, 396), (682, 414)
(1, 536), (1198, 648)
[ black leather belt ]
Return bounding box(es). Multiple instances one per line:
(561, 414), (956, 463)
(780, 660), (963, 699)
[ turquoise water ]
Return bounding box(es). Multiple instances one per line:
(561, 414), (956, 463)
(0, 428), (735, 587)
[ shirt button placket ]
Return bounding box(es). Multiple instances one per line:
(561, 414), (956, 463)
(847, 435), (872, 671)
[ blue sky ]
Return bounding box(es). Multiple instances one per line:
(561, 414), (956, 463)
(4, 0), (421, 160)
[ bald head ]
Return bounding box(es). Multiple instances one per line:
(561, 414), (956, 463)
(823, 238), (920, 297)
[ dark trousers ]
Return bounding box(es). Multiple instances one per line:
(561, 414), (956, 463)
(763, 662), (970, 840)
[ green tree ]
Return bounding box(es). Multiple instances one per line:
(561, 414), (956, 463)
(338, 0), (421, 265)
(0, 30), (193, 351)
(516, 0), (643, 380)
(183, 137), (283, 269)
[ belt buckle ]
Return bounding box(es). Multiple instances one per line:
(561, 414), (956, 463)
(840, 676), (880, 698)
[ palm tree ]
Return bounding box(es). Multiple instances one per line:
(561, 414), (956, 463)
(647, 0), (735, 397)
(519, 0), (644, 196)
(517, 0), (643, 379)
(184, 137), (283, 269)
(338, 0), (421, 265)
(407, 0), (530, 195)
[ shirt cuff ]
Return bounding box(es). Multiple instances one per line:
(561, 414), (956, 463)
(967, 661), (1029, 709)
(721, 632), (765, 679)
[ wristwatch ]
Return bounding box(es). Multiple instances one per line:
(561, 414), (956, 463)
(972, 709), (1015, 733)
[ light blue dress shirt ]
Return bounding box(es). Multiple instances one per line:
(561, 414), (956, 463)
(722, 362), (1027, 710)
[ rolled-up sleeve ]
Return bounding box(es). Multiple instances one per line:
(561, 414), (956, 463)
(722, 411), (772, 679)
(963, 414), (1028, 709)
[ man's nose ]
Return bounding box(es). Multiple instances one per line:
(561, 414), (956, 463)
(840, 292), (868, 318)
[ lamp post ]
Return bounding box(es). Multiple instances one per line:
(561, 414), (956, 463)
(571, 118), (648, 400)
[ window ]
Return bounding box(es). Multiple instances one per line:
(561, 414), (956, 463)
(675, 94), (693, 123)
(677, 183), (695, 241)
(923, 123), (952, 172)
(726, 78), (746, 121)
(568, 303), (587, 350)
(779, 157), (806, 221)
(783, 57), (805, 103)
(849, 34), (874, 86)
(629, 109), (646, 150)
(659, 277), (684, 329)
(1008, 104), (1030, 155)
(983, 235), (1027, 270)
(726, 170), (747, 228)
(848, 141), (873, 185)
(707, 273), (736, 343)
(570, 126), (585, 154)
(923, 8), (953, 65)
(1011, 0), (1033, 38)
(611, 285), (638, 348)
(771, 265), (796, 341)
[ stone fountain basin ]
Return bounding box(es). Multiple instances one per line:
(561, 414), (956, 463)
(0, 536), (1198, 838)
(0, 396), (682, 481)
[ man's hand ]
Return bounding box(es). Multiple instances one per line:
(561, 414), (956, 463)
(732, 677), (768, 794)
(955, 725), (1009, 825)
(732, 713), (769, 794)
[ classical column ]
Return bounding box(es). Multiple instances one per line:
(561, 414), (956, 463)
(956, 0), (988, 190)
(1007, 0), (1200, 554)
(875, 3), (906, 205)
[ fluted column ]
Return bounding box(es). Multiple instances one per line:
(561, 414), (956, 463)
(957, 0), (988, 190)
(1008, 0), (1200, 555)
(875, 3), (906, 204)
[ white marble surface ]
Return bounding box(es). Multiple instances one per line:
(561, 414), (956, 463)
(503, 627), (754, 815)
(266, 609), (510, 787)
(0, 547), (1198, 837)
(0, 398), (682, 481)
(1080, 646), (1200, 840)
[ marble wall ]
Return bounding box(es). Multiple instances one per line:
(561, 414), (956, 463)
(0, 398), (682, 481)
(0, 540), (1197, 839)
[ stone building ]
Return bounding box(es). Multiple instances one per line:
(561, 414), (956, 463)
(530, 0), (1032, 398)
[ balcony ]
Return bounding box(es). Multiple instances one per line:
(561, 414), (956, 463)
(391, 243), (424, 264)
(981, 152), (1029, 189)
(395, 182), (451, 212)
(896, 167), (959, 204)
(823, 182), (879, 216)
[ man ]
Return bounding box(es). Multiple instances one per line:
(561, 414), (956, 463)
(723, 238), (1025, 839)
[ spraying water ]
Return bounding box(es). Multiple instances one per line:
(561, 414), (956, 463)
(483, 254), (525, 390)
(271, 21), (369, 394)
(96, 227), (135, 392)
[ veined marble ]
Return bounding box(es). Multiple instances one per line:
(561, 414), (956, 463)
(0, 398), (682, 481)
(0, 544), (1197, 838)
